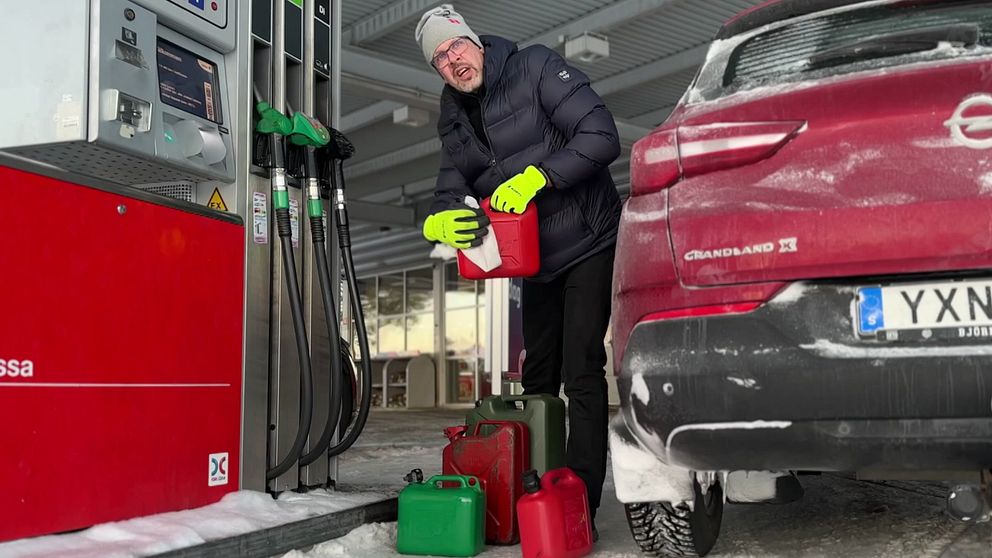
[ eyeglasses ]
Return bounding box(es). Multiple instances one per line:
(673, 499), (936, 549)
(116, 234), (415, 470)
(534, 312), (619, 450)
(432, 37), (471, 69)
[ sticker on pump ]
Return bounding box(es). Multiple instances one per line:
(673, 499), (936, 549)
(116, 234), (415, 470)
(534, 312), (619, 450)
(208, 188), (228, 212)
(253, 192), (268, 245)
(290, 199), (301, 248)
(208, 452), (228, 486)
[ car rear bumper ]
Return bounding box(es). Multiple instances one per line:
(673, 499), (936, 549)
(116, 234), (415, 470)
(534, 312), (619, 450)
(618, 281), (992, 472)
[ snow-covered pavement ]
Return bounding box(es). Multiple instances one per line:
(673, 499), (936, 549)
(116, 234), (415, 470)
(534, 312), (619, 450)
(325, 409), (992, 558)
(0, 490), (387, 558)
(3, 409), (990, 557)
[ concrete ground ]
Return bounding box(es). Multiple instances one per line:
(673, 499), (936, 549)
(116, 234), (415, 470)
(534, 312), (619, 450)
(331, 409), (992, 557)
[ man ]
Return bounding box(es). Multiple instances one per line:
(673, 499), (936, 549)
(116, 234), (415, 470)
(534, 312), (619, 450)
(416, 5), (621, 533)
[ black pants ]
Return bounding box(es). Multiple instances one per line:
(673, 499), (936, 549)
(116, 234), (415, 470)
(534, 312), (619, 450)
(521, 247), (614, 517)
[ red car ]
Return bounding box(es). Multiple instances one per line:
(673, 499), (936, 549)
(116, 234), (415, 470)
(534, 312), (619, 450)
(610, 0), (992, 555)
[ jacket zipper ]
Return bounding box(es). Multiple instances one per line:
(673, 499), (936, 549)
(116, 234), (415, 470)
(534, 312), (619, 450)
(476, 94), (507, 181)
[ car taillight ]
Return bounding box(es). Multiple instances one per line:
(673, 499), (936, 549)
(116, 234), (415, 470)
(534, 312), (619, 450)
(638, 302), (761, 324)
(678, 121), (805, 178)
(628, 121), (805, 197)
(630, 128), (680, 197)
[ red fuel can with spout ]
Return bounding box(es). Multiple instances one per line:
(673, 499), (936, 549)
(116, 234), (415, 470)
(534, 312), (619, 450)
(442, 420), (530, 544)
(517, 468), (593, 558)
(457, 198), (540, 280)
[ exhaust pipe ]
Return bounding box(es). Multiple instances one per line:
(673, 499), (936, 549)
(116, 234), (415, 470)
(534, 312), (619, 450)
(947, 484), (991, 522)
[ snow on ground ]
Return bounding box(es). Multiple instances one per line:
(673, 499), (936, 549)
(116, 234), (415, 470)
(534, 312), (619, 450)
(323, 411), (992, 558)
(0, 489), (386, 558)
(293, 521), (642, 558)
(8, 410), (991, 558)
(294, 475), (989, 558)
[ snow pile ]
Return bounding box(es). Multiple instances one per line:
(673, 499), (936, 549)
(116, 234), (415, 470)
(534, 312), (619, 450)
(0, 490), (387, 558)
(769, 282), (809, 306)
(609, 428), (695, 507)
(291, 521), (643, 558)
(726, 376), (761, 390)
(980, 172), (992, 195)
(630, 374), (650, 405)
(725, 471), (783, 503)
(295, 522), (397, 557)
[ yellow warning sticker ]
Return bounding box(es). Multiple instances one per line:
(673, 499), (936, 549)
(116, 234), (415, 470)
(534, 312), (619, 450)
(207, 188), (229, 212)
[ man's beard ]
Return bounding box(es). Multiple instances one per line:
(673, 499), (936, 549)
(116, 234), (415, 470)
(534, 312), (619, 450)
(450, 67), (483, 94)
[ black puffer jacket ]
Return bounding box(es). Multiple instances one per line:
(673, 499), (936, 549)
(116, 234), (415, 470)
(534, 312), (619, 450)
(430, 35), (622, 281)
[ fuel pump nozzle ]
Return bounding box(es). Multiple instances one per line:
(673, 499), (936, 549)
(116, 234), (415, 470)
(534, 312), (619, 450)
(253, 95), (316, 484)
(282, 111), (347, 470)
(286, 111), (331, 223)
(313, 128), (375, 459)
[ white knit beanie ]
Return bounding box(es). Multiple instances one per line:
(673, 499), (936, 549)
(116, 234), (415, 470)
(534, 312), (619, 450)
(415, 4), (481, 65)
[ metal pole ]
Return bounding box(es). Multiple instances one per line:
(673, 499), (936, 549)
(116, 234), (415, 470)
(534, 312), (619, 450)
(331, 0), (342, 130)
(328, 0), (344, 486)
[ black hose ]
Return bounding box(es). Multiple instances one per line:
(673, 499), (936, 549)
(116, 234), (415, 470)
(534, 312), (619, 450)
(266, 210), (315, 481)
(298, 224), (344, 466)
(327, 159), (374, 458)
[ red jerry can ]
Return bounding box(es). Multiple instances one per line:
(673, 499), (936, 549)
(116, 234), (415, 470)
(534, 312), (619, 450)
(442, 420), (530, 544)
(517, 468), (593, 558)
(457, 198), (540, 279)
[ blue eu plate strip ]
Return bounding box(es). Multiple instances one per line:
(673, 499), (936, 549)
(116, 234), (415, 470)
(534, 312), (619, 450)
(858, 287), (885, 334)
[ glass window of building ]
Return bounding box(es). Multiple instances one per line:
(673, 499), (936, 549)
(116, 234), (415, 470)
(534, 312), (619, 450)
(378, 316), (404, 354)
(445, 264), (476, 309)
(405, 267), (435, 355)
(355, 263), (487, 406)
(377, 273), (404, 316)
(445, 262), (486, 404)
(406, 267), (434, 314)
(350, 278), (378, 356)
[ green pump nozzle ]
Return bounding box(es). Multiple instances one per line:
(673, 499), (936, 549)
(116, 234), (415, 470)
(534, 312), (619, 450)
(254, 101), (292, 211)
(255, 102), (293, 136)
(284, 109), (331, 218)
(288, 112), (331, 147)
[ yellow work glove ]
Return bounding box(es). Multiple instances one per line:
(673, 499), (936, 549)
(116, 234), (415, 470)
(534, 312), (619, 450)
(490, 165), (548, 214)
(423, 207), (491, 250)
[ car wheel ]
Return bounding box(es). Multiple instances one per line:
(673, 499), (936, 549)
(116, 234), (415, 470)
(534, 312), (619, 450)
(624, 476), (724, 557)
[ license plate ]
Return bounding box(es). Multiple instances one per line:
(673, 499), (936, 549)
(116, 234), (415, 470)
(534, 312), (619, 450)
(856, 279), (992, 340)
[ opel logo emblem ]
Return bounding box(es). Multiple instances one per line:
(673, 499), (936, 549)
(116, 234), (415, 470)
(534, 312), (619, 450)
(945, 94), (992, 150)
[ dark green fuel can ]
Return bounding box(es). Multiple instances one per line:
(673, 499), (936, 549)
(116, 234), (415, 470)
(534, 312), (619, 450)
(467, 395), (566, 475)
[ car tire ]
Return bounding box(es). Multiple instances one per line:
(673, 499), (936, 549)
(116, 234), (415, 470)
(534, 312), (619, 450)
(624, 476), (724, 557)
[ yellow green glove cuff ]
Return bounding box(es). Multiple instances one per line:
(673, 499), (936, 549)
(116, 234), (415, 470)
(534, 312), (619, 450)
(490, 165), (547, 214)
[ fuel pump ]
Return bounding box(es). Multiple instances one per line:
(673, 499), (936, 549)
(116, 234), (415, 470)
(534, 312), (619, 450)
(0, 0), (382, 544)
(0, 0), (248, 541)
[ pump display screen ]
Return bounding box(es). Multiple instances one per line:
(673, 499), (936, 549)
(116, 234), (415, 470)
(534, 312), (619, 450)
(156, 39), (223, 124)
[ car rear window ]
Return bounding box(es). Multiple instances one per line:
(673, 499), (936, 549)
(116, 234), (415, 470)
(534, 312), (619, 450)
(697, 0), (992, 102)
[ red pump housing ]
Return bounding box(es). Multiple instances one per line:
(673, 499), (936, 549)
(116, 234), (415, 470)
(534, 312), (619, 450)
(442, 420), (530, 544)
(517, 468), (593, 558)
(0, 166), (244, 542)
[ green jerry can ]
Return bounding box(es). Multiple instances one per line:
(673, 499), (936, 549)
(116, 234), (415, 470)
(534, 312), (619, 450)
(467, 395), (566, 475)
(397, 475), (486, 557)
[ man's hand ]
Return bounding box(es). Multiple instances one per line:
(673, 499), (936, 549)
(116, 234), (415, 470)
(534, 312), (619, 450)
(423, 206), (491, 249)
(491, 166), (547, 214)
